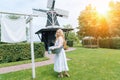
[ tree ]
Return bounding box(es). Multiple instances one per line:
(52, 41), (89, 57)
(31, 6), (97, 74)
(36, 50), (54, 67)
(108, 1), (120, 37)
(63, 24), (80, 45)
(78, 4), (110, 39)
(63, 24), (72, 28)
(77, 4), (99, 38)
(97, 16), (110, 38)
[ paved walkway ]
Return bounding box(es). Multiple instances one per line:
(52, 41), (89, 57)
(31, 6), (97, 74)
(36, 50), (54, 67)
(0, 47), (76, 74)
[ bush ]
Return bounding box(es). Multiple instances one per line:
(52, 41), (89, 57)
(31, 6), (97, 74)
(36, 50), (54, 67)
(0, 42), (45, 63)
(67, 40), (73, 47)
(99, 38), (120, 49)
(99, 38), (111, 48)
(66, 32), (80, 46)
(111, 38), (120, 49)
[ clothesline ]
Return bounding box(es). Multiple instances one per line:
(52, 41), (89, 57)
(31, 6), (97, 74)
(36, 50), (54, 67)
(0, 11), (39, 43)
(0, 11), (39, 79)
(0, 11), (38, 17)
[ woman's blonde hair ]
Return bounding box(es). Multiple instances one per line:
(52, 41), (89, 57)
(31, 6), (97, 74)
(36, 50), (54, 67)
(56, 29), (67, 49)
(56, 29), (64, 39)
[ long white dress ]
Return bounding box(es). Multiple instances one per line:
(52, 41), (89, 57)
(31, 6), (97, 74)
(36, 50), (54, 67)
(53, 37), (69, 72)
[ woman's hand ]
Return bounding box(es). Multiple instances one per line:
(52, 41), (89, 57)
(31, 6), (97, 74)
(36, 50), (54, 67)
(49, 46), (55, 50)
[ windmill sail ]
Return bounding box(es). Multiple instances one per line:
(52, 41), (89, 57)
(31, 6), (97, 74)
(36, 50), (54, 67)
(33, 0), (69, 27)
(55, 8), (69, 18)
(32, 9), (47, 17)
(47, 0), (55, 10)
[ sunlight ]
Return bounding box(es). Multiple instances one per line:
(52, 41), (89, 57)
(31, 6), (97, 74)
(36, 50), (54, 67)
(96, 6), (109, 15)
(91, 0), (120, 15)
(91, 1), (110, 16)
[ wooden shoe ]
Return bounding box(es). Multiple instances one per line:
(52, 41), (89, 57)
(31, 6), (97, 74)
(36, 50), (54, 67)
(64, 73), (70, 77)
(58, 74), (63, 78)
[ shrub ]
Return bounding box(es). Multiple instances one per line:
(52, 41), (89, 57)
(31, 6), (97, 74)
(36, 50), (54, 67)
(67, 40), (73, 47)
(111, 38), (120, 49)
(0, 42), (45, 63)
(99, 38), (110, 48)
(99, 38), (120, 49)
(66, 32), (80, 46)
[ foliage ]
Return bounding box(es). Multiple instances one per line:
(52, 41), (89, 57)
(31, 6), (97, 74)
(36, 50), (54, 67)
(63, 24), (72, 28)
(78, 1), (120, 38)
(1, 47), (120, 80)
(67, 32), (78, 41)
(67, 40), (73, 47)
(77, 4), (100, 38)
(108, 1), (120, 36)
(0, 42), (45, 63)
(99, 38), (111, 48)
(67, 32), (80, 46)
(0, 24), (1, 41)
(99, 37), (120, 49)
(63, 24), (80, 46)
(8, 15), (20, 19)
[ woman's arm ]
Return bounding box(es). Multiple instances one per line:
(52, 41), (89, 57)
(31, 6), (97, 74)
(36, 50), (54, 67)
(49, 37), (63, 50)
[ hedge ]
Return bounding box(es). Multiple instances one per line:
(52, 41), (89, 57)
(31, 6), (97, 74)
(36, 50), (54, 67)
(99, 38), (111, 48)
(99, 38), (120, 49)
(0, 42), (45, 63)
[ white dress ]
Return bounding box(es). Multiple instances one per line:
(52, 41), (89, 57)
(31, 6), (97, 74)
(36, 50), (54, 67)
(53, 37), (69, 72)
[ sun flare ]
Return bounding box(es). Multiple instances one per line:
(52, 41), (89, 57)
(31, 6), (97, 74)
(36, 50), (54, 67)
(93, 0), (120, 15)
(91, 0), (111, 16)
(96, 6), (109, 15)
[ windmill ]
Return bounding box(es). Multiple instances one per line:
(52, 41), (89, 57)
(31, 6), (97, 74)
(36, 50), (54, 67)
(33, 0), (73, 50)
(33, 0), (69, 27)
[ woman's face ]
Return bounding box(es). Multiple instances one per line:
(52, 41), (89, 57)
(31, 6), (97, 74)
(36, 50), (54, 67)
(56, 30), (61, 37)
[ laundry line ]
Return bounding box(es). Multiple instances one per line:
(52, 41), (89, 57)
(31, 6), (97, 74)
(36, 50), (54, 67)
(0, 11), (38, 17)
(0, 11), (39, 79)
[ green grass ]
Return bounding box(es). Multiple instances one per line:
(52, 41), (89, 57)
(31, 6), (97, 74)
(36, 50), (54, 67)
(0, 57), (48, 68)
(1, 47), (120, 80)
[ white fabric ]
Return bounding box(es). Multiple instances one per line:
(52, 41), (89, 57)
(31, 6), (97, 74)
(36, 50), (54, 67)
(1, 16), (26, 43)
(53, 37), (69, 72)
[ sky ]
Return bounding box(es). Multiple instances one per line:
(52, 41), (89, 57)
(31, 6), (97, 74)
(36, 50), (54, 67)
(0, 0), (87, 27)
(0, 0), (120, 27)
(0, 0), (120, 41)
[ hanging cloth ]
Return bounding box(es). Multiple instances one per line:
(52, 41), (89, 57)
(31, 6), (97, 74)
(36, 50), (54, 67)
(1, 15), (26, 43)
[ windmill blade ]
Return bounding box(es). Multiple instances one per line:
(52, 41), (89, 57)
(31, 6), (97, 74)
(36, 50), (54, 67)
(55, 8), (69, 18)
(32, 9), (47, 17)
(47, 0), (55, 10)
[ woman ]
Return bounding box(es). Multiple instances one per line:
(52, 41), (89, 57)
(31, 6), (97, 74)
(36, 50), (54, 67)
(49, 29), (70, 78)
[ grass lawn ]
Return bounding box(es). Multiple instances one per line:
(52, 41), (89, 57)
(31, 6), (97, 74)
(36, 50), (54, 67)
(1, 47), (120, 80)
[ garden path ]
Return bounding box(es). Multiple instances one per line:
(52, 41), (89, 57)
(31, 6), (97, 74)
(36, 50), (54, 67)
(0, 47), (75, 74)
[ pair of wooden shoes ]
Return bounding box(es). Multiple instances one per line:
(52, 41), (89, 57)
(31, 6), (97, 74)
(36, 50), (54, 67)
(58, 73), (70, 78)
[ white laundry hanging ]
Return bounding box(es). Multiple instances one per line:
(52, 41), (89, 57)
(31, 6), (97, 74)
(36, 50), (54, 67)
(1, 15), (27, 43)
